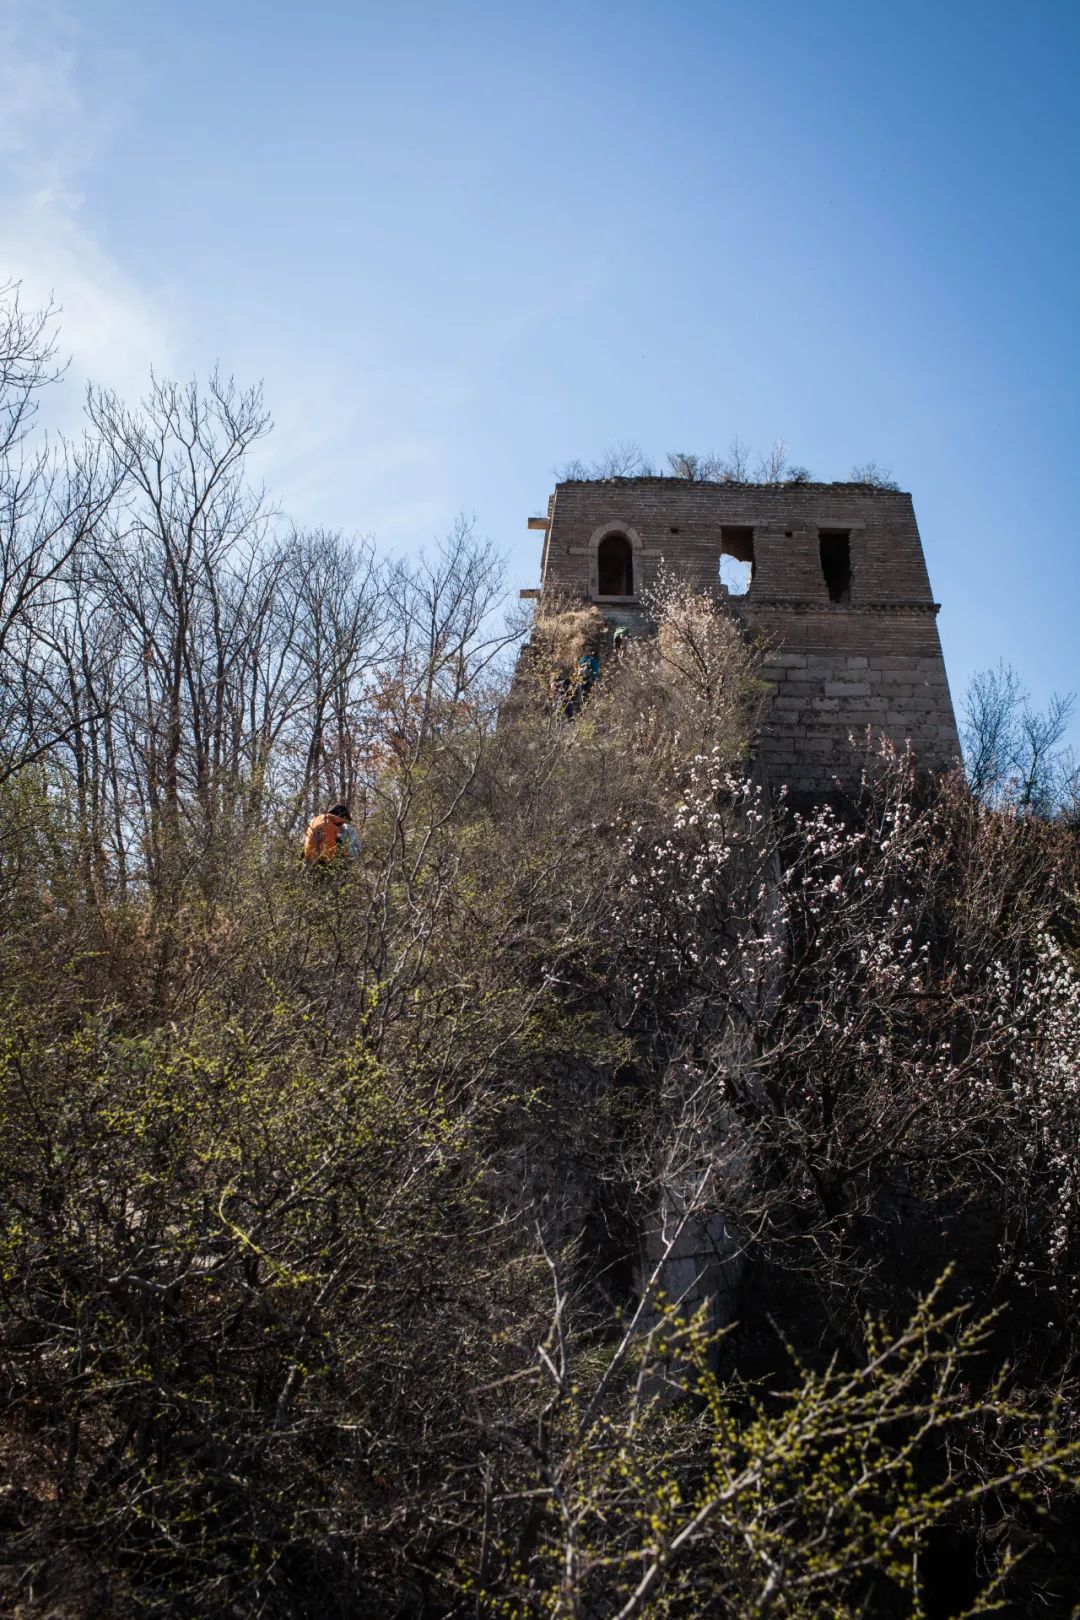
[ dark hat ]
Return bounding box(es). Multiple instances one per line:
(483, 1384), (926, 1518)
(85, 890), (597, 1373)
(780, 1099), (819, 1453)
(328, 802), (351, 820)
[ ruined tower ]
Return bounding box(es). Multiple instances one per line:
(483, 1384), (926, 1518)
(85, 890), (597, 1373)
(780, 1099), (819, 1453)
(527, 478), (960, 797)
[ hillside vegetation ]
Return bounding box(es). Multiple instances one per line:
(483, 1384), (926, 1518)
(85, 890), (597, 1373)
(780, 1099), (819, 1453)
(2, 289), (1080, 1618)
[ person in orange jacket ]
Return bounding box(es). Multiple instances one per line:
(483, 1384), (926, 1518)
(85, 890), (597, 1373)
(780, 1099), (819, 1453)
(303, 802), (361, 865)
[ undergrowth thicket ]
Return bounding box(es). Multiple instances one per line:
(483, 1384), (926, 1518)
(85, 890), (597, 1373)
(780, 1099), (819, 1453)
(1, 290), (1079, 1617)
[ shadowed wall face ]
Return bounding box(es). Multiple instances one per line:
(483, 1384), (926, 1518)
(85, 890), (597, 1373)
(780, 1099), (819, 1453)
(535, 479), (960, 797)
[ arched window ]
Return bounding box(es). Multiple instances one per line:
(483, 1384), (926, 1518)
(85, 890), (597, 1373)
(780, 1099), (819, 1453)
(597, 532), (634, 597)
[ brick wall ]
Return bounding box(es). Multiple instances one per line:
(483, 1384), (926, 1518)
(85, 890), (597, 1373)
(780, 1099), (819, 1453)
(536, 479), (961, 796)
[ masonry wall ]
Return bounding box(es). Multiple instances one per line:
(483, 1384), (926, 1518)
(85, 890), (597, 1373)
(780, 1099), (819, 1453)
(536, 478), (960, 798)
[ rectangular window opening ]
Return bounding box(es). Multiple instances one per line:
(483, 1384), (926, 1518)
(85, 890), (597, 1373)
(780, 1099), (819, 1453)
(819, 530), (851, 603)
(719, 525), (755, 595)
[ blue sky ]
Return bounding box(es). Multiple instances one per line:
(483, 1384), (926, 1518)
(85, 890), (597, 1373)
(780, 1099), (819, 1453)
(2, 0), (1077, 731)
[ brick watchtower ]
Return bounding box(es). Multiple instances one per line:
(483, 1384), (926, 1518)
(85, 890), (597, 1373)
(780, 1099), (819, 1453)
(526, 478), (960, 798)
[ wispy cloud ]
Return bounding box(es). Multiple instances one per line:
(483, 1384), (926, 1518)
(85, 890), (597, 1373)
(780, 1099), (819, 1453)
(0, 1), (175, 410)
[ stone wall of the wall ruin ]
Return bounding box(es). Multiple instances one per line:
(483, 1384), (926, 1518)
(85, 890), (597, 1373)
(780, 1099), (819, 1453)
(535, 479), (961, 796)
(753, 647), (959, 796)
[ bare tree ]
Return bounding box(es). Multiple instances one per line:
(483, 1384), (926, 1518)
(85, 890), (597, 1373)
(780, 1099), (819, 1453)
(754, 436), (789, 482)
(594, 440), (654, 477)
(0, 285), (122, 786)
(701, 435), (752, 483)
(84, 372), (272, 899)
(288, 527), (386, 817)
(670, 439), (811, 484)
(850, 460), (900, 489)
(962, 660), (1077, 813)
(0, 281), (65, 456)
(554, 441), (654, 480)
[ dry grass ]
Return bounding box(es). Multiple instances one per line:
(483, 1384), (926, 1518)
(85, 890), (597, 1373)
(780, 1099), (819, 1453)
(531, 592), (609, 674)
